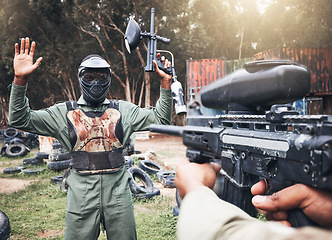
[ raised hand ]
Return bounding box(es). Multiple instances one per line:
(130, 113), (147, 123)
(14, 37), (43, 85)
(153, 53), (172, 89)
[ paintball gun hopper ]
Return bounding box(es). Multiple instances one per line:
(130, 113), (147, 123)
(200, 60), (311, 113)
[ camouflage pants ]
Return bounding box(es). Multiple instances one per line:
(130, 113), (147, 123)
(64, 166), (137, 240)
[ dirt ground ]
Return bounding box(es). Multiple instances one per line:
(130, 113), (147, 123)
(0, 133), (187, 196)
(134, 133), (187, 169)
(134, 133), (187, 198)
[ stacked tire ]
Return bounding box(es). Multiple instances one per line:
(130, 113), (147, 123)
(157, 170), (176, 189)
(2, 142), (29, 158)
(127, 159), (165, 199)
(127, 167), (160, 199)
(138, 160), (165, 175)
(3, 152), (49, 174)
(0, 127), (39, 158)
(47, 140), (71, 171)
(21, 152), (48, 175)
(127, 159), (177, 200)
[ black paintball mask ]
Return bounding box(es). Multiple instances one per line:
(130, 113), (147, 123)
(78, 55), (112, 105)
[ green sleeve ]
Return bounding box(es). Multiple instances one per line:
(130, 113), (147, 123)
(9, 83), (71, 150)
(119, 87), (173, 143)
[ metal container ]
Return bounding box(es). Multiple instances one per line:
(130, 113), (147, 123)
(186, 58), (227, 100)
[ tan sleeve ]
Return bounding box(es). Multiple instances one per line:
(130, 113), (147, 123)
(177, 186), (300, 240)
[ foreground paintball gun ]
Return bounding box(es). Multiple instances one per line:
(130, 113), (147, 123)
(124, 8), (187, 116)
(150, 60), (332, 227)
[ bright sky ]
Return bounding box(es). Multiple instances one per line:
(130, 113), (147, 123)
(189, 0), (274, 15)
(256, 0), (274, 14)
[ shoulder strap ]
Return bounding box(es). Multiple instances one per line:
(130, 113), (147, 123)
(65, 101), (78, 149)
(108, 100), (119, 110)
(65, 101), (79, 111)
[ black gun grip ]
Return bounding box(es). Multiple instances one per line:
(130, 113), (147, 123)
(156, 58), (172, 75)
(288, 208), (318, 228)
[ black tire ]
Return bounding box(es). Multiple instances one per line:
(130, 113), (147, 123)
(132, 187), (160, 200)
(138, 160), (164, 175)
(52, 141), (63, 150)
(47, 160), (71, 170)
(48, 152), (71, 162)
(173, 205), (180, 217)
(176, 188), (182, 209)
(24, 167), (46, 175)
(162, 175), (175, 188)
(127, 167), (154, 194)
(4, 127), (18, 138)
(23, 157), (44, 166)
(5, 137), (24, 145)
(0, 145), (7, 156)
(51, 175), (64, 184)
(35, 152), (49, 160)
(0, 210), (10, 240)
(124, 156), (134, 169)
(156, 170), (176, 182)
(5, 143), (28, 158)
(3, 166), (24, 174)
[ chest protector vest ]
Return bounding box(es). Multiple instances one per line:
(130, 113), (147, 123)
(66, 101), (124, 171)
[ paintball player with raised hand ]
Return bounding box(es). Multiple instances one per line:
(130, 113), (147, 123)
(9, 37), (173, 240)
(175, 161), (332, 240)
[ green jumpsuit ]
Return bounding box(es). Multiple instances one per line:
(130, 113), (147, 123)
(9, 83), (173, 240)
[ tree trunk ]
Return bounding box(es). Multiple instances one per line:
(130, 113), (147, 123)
(144, 72), (151, 107)
(239, 26), (244, 60)
(0, 97), (8, 126)
(138, 80), (145, 107)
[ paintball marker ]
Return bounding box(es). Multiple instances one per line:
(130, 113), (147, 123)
(124, 8), (187, 116)
(150, 60), (332, 227)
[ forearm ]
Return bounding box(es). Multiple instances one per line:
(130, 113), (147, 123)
(8, 83), (68, 143)
(160, 76), (171, 89)
(9, 83), (31, 129)
(154, 87), (173, 125)
(13, 76), (28, 86)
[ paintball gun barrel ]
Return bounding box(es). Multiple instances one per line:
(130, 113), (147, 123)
(150, 60), (332, 227)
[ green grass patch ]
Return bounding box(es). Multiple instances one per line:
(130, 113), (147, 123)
(0, 181), (67, 240)
(0, 152), (35, 163)
(134, 195), (177, 240)
(0, 155), (178, 239)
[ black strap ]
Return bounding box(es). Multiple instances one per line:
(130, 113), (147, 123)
(65, 101), (79, 111)
(70, 150), (124, 171)
(65, 101), (78, 148)
(108, 100), (119, 110)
